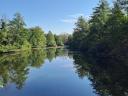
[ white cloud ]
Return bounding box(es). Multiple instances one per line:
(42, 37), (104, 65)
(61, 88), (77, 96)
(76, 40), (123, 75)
(60, 19), (77, 24)
(60, 13), (90, 24)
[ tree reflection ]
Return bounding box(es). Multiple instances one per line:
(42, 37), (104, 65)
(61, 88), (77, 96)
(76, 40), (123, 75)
(73, 53), (90, 79)
(0, 48), (67, 89)
(0, 51), (31, 89)
(56, 48), (69, 57)
(30, 49), (47, 68)
(73, 52), (128, 96)
(46, 48), (56, 62)
(1, 48), (128, 95)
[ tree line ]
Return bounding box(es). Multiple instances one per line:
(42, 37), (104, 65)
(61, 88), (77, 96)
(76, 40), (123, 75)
(68, 0), (128, 57)
(0, 13), (65, 53)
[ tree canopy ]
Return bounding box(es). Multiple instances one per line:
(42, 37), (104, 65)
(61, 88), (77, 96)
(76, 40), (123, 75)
(46, 31), (56, 47)
(68, 0), (128, 57)
(29, 26), (46, 48)
(0, 13), (64, 53)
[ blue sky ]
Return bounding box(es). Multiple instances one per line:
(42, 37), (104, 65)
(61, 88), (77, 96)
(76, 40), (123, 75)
(0, 0), (112, 34)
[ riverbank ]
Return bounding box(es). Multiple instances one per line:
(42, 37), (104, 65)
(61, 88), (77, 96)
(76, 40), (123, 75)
(0, 46), (64, 54)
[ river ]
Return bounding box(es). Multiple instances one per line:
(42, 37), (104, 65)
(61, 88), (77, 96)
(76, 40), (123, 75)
(0, 48), (127, 96)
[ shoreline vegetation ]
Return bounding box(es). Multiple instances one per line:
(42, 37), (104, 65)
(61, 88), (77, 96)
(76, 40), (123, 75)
(1, 0), (127, 57)
(0, 46), (64, 54)
(0, 13), (68, 53)
(67, 0), (128, 58)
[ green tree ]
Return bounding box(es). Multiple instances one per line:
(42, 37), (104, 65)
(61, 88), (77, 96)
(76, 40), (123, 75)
(0, 17), (8, 45)
(89, 0), (110, 43)
(105, 2), (124, 46)
(46, 31), (56, 47)
(72, 16), (89, 49)
(55, 35), (64, 46)
(0, 17), (18, 52)
(29, 26), (46, 48)
(117, 0), (128, 14)
(9, 13), (30, 49)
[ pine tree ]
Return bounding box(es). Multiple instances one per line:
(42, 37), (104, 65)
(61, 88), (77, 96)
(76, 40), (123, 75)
(87, 0), (111, 50)
(72, 16), (89, 49)
(90, 0), (110, 39)
(117, 0), (128, 14)
(104, 1), (124, 46)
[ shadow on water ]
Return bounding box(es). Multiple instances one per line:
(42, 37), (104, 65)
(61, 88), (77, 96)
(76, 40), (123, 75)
(0, 48), (128, 96)
(72, 52), (128, 96)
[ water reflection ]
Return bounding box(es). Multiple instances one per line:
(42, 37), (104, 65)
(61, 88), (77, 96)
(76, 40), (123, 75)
(0, 48), (128, 96)
(0, 48), (68, 90)
(46, 48), (56, 62)
(0, 51), (31, 89)
(30, 49), (46, 68)
(73, 53), (128, 96)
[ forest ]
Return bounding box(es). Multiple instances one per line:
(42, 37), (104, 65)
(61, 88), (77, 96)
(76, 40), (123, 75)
(0, 13), (65, 53)
(68, 0), (128, 58)
(0, 0), (128, 96)
(0, 0), (128, 58)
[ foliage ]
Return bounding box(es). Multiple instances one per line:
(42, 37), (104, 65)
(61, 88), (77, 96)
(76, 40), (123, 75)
(9, 13), (30, 49)
(72, 16), (89, 50)
(55, 35), (64, 46)
(46, 31), (56, 47)
(29, 26), (46, 48)
(117, 0), (128, 14)
(0, 13), (64, 52)
(0, 13), (31, 52)
(68, 0), (128, 57)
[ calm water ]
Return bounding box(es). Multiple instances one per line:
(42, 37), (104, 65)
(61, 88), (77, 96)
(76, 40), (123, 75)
(0, 48), (128, 96)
